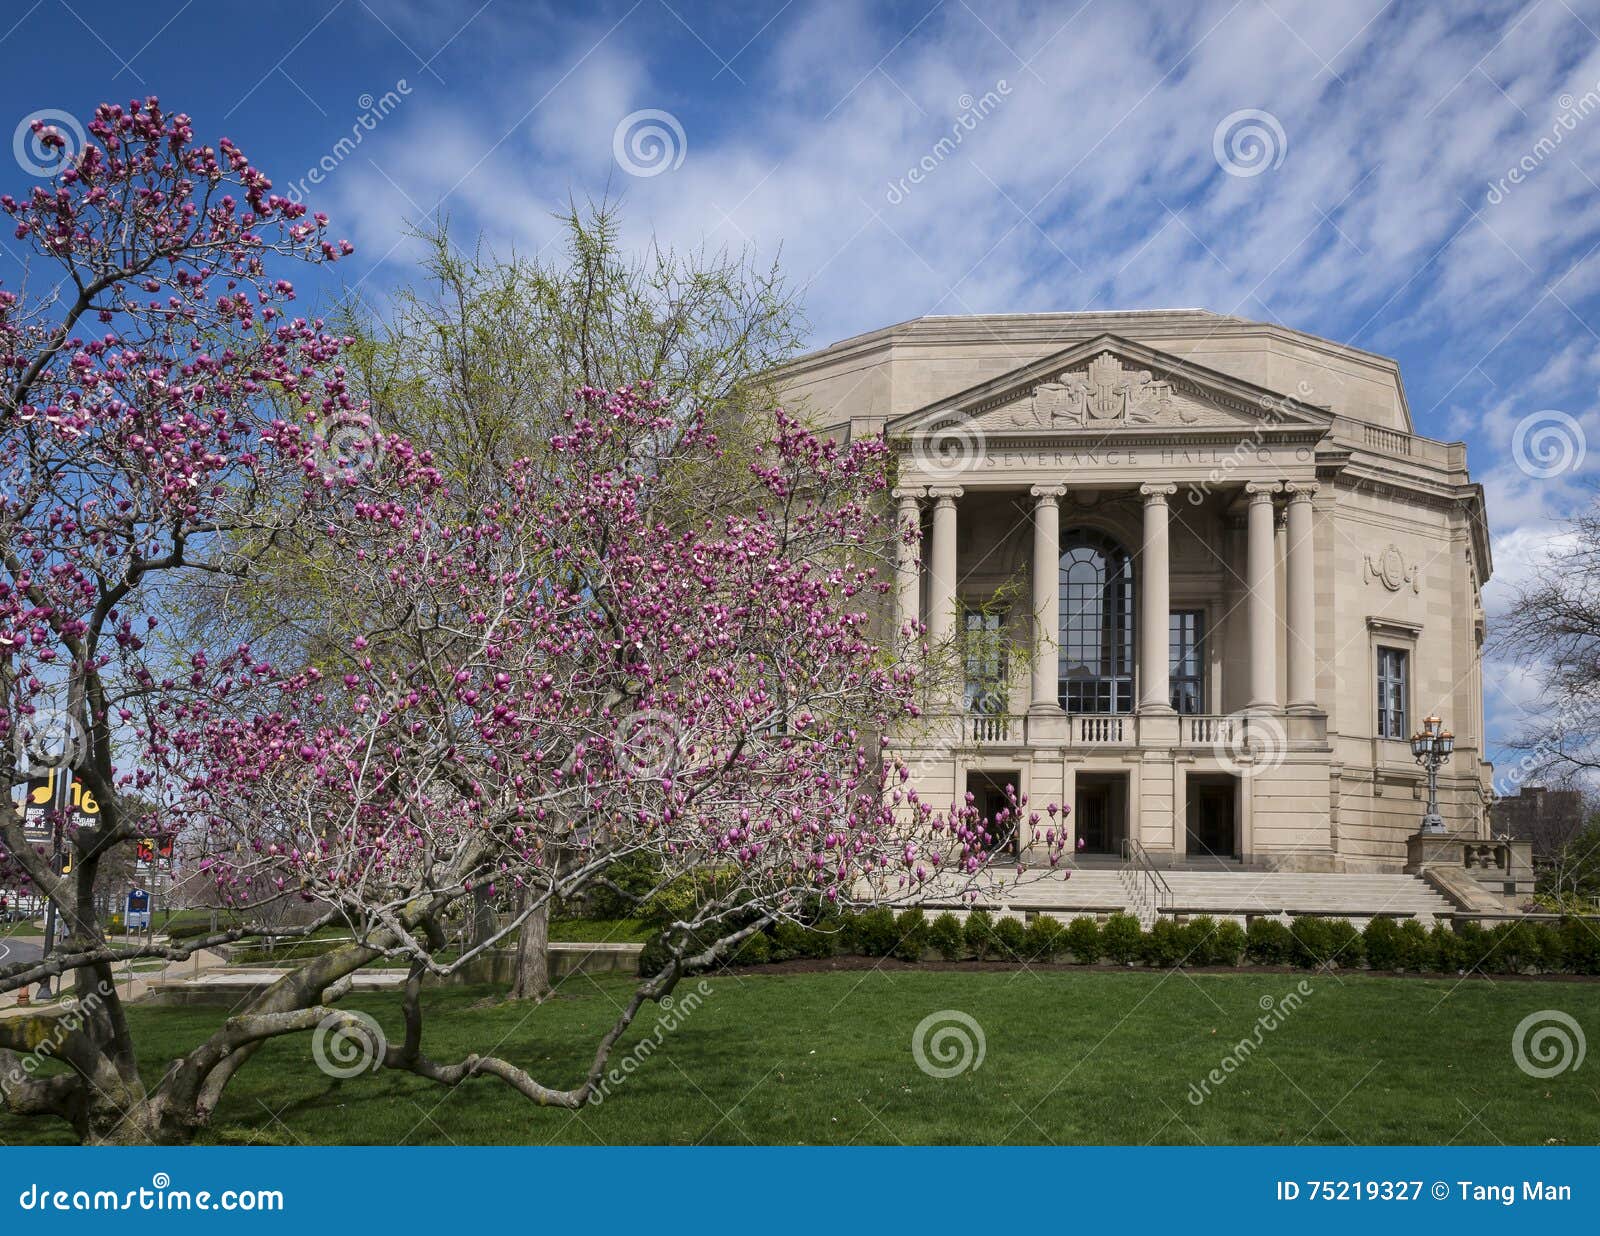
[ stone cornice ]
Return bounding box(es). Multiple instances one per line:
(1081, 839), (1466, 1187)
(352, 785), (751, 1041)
(935, 425), (1329, 451)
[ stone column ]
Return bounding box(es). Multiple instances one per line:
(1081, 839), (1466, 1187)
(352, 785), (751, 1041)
(1139, 483), (1177, 713)
(1245, 482), (1281, 711)
(1029, 485), (1067, 712)
(1284, 482), (1318, 712)
(927, 486), (962, 648)
(893, 487), (925, 636)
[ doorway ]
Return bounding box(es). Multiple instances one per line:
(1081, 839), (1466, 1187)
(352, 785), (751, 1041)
(1185, 775), (1239, 860)
(1075, 772), (1129, 855)
(966, 770), (1021, 859)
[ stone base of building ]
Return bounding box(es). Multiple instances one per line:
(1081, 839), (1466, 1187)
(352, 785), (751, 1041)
(898, 709), (1487, 876)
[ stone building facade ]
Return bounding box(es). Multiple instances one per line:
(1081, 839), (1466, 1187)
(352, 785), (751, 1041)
(777, 311), (1493, 872)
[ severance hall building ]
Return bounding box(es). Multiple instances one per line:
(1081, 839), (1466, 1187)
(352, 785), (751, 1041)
(778, 311), (1504, 897)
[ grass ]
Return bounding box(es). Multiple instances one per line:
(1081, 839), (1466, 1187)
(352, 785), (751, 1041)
(548, 918), (651, 943)
(2, 967), (1596, 1146)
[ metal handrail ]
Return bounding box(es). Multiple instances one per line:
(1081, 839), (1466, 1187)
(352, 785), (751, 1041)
(1121, 837), (1172, 913)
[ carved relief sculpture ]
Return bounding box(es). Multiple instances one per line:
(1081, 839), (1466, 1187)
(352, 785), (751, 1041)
(1364, 543), (1420, 593)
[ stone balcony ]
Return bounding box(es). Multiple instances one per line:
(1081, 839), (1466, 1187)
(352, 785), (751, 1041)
(941, 709), (1329, 753)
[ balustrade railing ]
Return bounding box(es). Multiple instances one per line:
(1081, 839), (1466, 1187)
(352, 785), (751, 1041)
(967, 713), (1020, 743)
(1182, 714), (1235, 745)
(1363, 424), (1413, 456)
(947, 712), (1278, 750)
(1076, 715), (1127, 744)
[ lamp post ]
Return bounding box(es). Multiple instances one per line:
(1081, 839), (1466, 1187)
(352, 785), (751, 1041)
(1409, 714), (1455, 836)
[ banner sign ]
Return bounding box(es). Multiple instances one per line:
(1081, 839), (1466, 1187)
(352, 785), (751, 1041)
(19, 767), (100, 843)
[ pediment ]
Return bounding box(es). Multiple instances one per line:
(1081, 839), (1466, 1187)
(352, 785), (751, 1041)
(887, 335), (1332, 437)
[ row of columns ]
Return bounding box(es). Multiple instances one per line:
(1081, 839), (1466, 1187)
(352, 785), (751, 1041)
(894, 481), (1320, 715)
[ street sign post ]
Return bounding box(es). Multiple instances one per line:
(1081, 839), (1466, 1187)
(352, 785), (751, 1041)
(126, 888), (151, 932)
(19, 768), (102, 998)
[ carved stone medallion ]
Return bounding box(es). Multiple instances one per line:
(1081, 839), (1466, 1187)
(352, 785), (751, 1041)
(1364, 543), (1419, 593)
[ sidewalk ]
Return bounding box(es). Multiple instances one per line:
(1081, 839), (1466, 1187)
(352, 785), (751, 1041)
(0, 947), (229, 1018)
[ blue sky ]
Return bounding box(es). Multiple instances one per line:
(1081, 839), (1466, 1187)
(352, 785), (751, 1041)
(3, 0), (1600, 772)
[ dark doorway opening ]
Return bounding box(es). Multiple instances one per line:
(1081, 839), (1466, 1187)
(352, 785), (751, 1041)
(1075, 772), (1129, 855)
(966, 770), (1021, 859)
(1186, 775), (1239, 859)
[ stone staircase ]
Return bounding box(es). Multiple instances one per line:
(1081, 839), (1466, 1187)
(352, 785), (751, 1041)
(920, 867), (1457, 925)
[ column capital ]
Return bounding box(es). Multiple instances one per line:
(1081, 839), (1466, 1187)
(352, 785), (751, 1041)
(1283, 481), (1319, 503)
(892, 486), (927, 504)
(1244, 480), (1281, 503)
(927, 485), (964, 506)
(1029, 484), (1068, 501)
(1139, 481), (1178, 504)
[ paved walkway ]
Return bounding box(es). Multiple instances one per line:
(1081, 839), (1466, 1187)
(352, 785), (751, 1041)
(0, 947), (229, 1018)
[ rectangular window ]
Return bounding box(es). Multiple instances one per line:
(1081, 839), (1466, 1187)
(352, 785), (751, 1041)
(1170, 610), (1206, 715)
(964, 608), (1008, 714)
(1376, 646), (1409, 739)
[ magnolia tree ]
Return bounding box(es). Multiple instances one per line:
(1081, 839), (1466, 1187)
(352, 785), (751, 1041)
(0, 100), (1052, 1145)
(0, 98), (371, 1141)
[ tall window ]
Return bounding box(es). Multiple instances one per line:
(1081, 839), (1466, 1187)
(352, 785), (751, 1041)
(1377, 646), (1409, 738)
(1170, 610), (1206, 715)
(1059, 531), (1134, 713)
(964, 608), (1008, 714)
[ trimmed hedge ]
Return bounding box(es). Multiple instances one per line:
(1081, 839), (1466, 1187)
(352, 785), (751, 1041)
(667, 910), (1599, 976)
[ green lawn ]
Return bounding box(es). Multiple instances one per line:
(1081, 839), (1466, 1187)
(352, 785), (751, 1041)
(2, 968), (1596, 1146)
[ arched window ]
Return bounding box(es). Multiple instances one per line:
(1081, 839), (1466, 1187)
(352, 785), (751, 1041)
(1059, 530), (1134, 713)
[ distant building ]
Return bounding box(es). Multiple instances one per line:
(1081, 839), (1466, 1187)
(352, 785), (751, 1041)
(1491, 786), (1588, 862)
